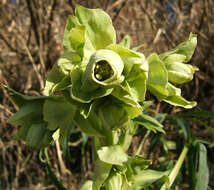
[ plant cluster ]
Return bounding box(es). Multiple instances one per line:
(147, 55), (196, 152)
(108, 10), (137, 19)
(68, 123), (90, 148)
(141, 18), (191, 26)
(5, 5), (209, 190)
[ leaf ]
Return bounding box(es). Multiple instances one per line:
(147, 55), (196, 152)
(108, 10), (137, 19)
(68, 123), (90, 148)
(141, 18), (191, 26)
(164, 95), (197, 109)
(166, 83), (181, 96)
(185, 118), (214, 137)
(148, 53), (168, 87)
(97, 145), (128, 166)
(171, 116), (190, 140)
(63, 15), (81, 51)
(132, 169), (169, 190)
(80, 180), (93, 190)
(160, 33), (197, 63)
(147, 53), (168, 100)
(177, 110), (214, 119)
(99, 99), (129, 130)
(74, 109), (104, 137)
(195, 143), (209, 190)
(9, 103), (43, 125)
(26, 123), (47, 148)
(57, 52), (81, 75)
(134, 114), (165, 133)
(43, 97), (76, 131)
(43, 97), (77, 145)
(69, 25), (86, 56)
(107, 44), (148, 103)
(112, 84), (140, 107)
(76, 5), (116, 50)
(4, 85), (48, 106)
(107, 44), (147, 75)
(93, 158), (112, 190)
(120, 35), (131, 49)
(141, 101), (154, 110)
(126, 156), (152, 174)
(13, 123), (30, 140)
(126, 64), (148, 102)
(44, 65), (67, 95)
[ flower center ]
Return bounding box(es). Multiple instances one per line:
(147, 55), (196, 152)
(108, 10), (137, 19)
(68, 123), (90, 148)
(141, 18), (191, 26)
(94, 60), (114, 81)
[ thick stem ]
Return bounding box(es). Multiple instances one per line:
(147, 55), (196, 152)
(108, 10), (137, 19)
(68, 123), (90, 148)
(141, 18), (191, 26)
(160, 145), (189, 190)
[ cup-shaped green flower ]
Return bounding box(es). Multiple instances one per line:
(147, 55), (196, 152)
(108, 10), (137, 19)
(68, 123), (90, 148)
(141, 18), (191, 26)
(71, 49), (124, 103)
(82, 49), (124, 90)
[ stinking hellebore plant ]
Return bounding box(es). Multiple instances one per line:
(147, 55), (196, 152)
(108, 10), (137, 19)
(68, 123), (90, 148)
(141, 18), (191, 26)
(5, 5), (198, 190)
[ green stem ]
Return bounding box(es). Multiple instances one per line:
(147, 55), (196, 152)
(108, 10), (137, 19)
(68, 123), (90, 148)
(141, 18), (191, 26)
(135, 130), (151, 156)
(160, 145), (189, 190)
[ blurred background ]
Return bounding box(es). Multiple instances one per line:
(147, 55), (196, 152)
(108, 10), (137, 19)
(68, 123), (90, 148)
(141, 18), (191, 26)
(0, 0), (214, 189)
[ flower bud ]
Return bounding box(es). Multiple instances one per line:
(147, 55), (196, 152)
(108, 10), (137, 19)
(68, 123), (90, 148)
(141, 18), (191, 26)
(165, 58), (198, 84)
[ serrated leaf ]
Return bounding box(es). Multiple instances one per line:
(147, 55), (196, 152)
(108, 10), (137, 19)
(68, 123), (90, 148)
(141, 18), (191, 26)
(43, 97), (76, 131)
(74, 109), (104, 137)
(134, 114), (165, 133)
(9, 103), (43, 125)
(26, 123), (47, 149)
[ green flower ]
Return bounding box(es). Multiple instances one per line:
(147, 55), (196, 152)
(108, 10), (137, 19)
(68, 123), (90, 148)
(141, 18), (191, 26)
(44, 5), (148, 108)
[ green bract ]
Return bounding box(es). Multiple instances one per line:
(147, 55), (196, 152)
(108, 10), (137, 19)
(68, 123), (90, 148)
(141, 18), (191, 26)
(6, 5), (199, 190)
(147, 34), (197, 108)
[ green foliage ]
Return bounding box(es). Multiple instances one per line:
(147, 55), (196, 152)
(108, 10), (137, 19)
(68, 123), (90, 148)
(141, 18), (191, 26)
(5, 5), (210, 190)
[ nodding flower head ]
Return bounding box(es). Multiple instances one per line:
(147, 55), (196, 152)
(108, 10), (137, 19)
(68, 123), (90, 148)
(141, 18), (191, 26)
(83, 49), (124, 88)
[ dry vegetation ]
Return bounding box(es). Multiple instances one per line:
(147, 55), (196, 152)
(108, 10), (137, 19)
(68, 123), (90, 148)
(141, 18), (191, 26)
(0, 0), (214, 189)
